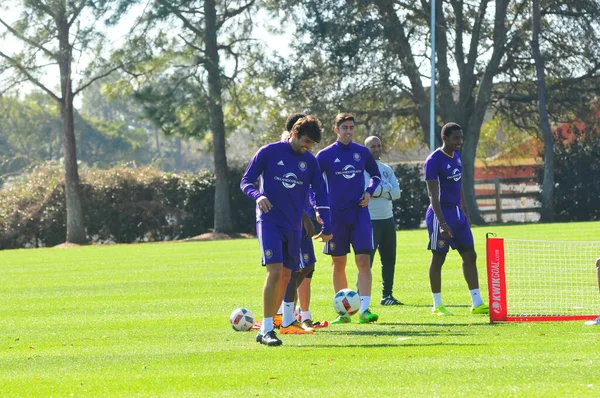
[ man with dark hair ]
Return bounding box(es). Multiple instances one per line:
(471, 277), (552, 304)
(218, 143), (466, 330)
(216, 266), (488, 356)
(364, 135), (403, 306)
(316, 113), (382, 324)
(424, 122), (489, 316)
(241, 115), (332, 346)
(274, 113), (323, 330)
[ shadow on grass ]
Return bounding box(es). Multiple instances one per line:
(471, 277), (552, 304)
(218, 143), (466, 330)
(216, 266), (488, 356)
(322, 328), (471, 337)
(295, 342), (484, 348)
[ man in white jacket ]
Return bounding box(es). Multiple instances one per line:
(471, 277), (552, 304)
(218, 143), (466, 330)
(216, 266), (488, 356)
(364, 136), (403, 305)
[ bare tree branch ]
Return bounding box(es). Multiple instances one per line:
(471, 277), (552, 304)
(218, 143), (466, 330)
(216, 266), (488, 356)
(0, 50), (59, 102)
(217, 0), (255, 30)
(73, 64), (121, 96)
(0, 17), (58, 61)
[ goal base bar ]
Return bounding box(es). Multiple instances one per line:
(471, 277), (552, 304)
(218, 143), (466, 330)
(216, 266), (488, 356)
(502, 315), (598, 322)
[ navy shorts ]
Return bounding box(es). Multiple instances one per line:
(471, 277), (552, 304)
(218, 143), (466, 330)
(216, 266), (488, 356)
(426, 205), (474, 253)
(257, 221), (302, 270)
(324, 207), (374, 256)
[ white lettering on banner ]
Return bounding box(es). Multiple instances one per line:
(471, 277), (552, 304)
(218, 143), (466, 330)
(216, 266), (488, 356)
(490, 249), (503, 314)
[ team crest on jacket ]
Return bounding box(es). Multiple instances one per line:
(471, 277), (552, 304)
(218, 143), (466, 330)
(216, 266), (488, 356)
(438, 240), (446, 248)
(353, 153), (361, 162)
(298, 161), (307, 171)
(383, 171), (389, 178)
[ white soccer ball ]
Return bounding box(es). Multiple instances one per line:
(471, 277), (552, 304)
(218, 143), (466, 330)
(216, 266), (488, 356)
(230, 308), (254, 331)
(333, 288), (360, 316)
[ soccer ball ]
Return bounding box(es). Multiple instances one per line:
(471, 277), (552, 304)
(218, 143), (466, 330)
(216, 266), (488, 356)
(230, 308), (254, 331)
(333, 288), (360, 316)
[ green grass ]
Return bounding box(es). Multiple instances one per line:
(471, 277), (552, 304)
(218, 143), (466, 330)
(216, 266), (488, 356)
(1, 221), (599, 397)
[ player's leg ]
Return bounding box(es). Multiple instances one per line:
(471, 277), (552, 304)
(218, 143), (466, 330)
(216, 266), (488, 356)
(324, 216), (351, 293)
(429, 252), (452, 315)
(458, 248), (487, 314)
(297, 264), (314, 327)
(279, 230), (313, 334)
(332, 254), (348, 292)
(379, 217), (402, 305)
(281, 270), (302, 327)
(426, 207), (452, 315)
(256, 221), (284, 345)
(259, 263), (285, 345)
(453, 214), (488, 314)
(352, 209), (378, 323)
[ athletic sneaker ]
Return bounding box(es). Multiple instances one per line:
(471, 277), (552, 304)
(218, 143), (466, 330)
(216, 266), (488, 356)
(273, 314), (282, 328)
(471, 303), (490, 315)
(359, 309), (379, 323)
(301, 319), (315, 330)
(584, 316), (600, 326)
(380, 295), (404, 306)
(432, 305), (452, 316)
(331, 314), (351, 324)
(257, 330), (283, 346)
(280, 320), (314, 334)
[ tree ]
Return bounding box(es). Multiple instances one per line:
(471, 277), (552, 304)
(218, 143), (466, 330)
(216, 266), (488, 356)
(0, 0), (122, 243)
(531, 0), (554, 221)
(118, 0), (257, 234)
(264, 0), (600, 224)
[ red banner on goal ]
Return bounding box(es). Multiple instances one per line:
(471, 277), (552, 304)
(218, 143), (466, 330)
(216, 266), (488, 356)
(486, 236), (507, 322)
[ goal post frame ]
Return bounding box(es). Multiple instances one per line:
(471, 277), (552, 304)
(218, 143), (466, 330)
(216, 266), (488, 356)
(485, 234), (598, 323)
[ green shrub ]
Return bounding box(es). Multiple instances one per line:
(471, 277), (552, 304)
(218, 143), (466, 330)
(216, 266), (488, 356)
(392, 163), (429, 229)
(539, 127), (600, 221)
(0, 165), (254, 249)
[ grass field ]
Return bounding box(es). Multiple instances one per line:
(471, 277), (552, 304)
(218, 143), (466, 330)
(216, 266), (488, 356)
(1, 221), (599, 397)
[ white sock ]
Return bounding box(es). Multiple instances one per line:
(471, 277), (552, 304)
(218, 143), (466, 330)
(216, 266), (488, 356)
(282, 301), (295, 327)
(277, 302), (284, 315)
(360, 296), (371, 313)
(261, 317), (273, 335)
(432, 292), (443, 307)
(470, 288), (483, 307)
(301, 310), (312, 322)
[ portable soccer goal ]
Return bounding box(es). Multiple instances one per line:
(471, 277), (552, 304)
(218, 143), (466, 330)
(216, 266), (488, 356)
(486, 234), (600, 322)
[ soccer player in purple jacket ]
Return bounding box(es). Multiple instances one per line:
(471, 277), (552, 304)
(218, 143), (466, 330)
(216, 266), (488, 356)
(241, 115), (333, 346)
(316, 113), (382, 324)
(424, 122), (489, 316)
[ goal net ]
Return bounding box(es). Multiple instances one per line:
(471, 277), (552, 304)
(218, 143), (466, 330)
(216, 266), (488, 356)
(486, 235), (600, 322)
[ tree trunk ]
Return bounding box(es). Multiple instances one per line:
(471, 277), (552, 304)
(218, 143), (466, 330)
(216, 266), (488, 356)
(60, 98), (86, 243)
(174, 136), (183, 170)
(204, 0), (233, 233)
(532, 0), (554, 222)
(58, 10), (86, 244)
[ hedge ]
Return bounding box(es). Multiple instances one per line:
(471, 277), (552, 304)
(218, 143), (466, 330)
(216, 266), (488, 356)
(0, 163), (429, 249)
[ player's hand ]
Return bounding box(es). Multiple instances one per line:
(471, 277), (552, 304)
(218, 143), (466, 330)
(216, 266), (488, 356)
(313, 232), (333, 242)
(256, 196), (273, 213)
(439, 223), (453, 239)
(359, 192), (371, 207)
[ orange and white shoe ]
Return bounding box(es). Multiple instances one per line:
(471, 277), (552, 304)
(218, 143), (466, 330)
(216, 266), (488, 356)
(280, 320), (314, 334)
(273, 314), (282, 329)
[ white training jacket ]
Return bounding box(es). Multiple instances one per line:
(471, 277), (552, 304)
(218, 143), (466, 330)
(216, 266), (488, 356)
(364, 160), (401, 220)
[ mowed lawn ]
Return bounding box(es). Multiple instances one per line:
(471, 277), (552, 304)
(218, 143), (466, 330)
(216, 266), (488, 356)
(1, 221), (599, 397)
